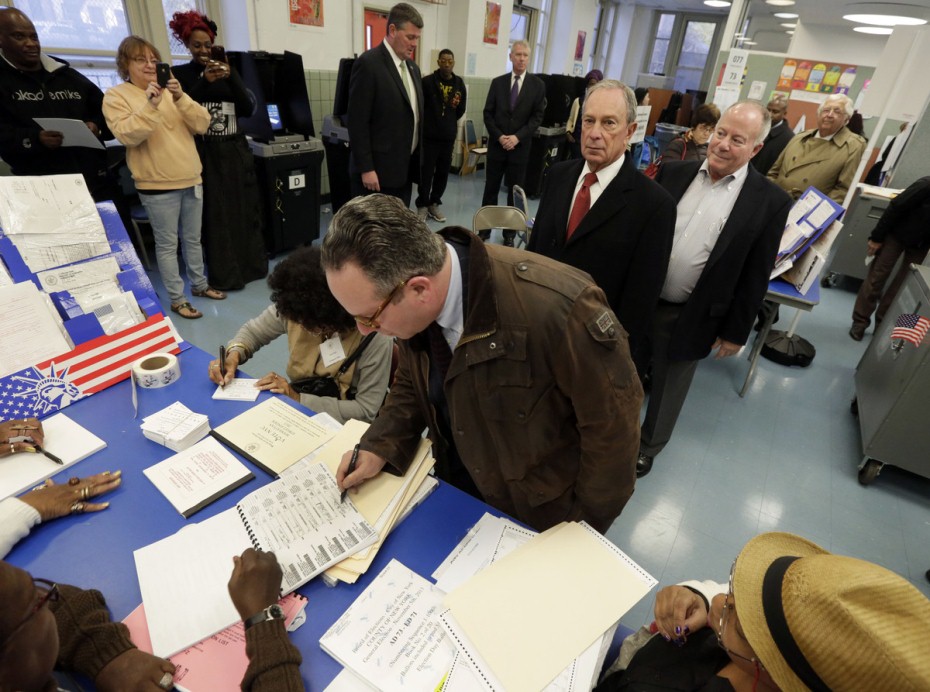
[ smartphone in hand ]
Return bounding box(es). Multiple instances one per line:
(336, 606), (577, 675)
(155, 63), (171, 88)
(210, 45), (227, 63)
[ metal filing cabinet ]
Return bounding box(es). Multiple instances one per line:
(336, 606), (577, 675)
(853, 264), (930, 484)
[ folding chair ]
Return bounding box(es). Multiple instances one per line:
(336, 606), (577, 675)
(510, 184), (534, 246)
(459, 119), (487, 176)
(472, 206), (528, 247)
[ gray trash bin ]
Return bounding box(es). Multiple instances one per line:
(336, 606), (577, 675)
(654, 123), (689, 156)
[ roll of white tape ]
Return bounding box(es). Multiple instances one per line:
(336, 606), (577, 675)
(132, 353), (181, 389)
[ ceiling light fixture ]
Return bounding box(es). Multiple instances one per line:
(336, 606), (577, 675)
(774, 12), (798, 18)
(704, 0), (731, 7)
(853, 26), (894, 34)
(843, 13), (926, 26)
(780, 22), (797, 27)
(765, 0), (796, 6)
(785, 30), (795, 34)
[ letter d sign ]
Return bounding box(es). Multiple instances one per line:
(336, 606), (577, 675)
(289, 173), (306, 190)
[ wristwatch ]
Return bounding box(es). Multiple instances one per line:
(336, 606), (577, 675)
(243, 603), (285, 631)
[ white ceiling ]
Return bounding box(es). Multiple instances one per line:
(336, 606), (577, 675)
(624, 0), (930, 52)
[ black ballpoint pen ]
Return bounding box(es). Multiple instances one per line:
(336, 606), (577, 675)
(35, 445), (63, 465)
(219, 345), (227, 389)
(341, 444), (360, 504)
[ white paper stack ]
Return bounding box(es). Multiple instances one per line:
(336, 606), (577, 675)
(141, 401), (210, 451)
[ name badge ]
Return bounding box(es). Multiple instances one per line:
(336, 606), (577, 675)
(319, 334), (346, 367)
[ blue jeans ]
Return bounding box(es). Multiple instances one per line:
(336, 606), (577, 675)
(139, 186), (208, 305)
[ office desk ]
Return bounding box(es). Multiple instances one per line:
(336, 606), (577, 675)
(739, 278), (821, 397)
(6, 346), (632, 689)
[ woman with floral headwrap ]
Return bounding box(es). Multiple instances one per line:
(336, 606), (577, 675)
(169, 11), (267, 292)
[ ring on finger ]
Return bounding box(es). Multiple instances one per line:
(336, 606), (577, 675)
(70, 502), (85, 514)
(69, 477), (81, 486)
(80, 486), (91, 500)
(8, 443), (13, 455)
(158, 671), (174, 689)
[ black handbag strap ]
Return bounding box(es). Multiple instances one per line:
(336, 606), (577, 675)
(336, 332), (377, 376)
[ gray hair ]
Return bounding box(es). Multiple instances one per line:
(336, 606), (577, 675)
(321, 194), (446, 296)
(511, 40), (531, 54)
(584, 79), (638, 126)
(819, 94), (853, 120)
(722, 100), (771, 145)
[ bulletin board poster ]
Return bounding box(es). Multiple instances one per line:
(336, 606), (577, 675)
(776, 58), (857, 95)
(575, 31), (586, 61)
(484, 2), (501, 45)
(290, 0), (323, 27)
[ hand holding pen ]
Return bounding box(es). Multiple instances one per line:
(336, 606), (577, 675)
(337, 445), (389, 501)
(340, 444), (361, 503)
(1, 418), (44, 457)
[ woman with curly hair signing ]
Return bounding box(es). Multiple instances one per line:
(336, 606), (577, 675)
(208, 245), (393, 424)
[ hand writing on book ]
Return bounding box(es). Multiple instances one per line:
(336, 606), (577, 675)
(336, 448), (387, 495)
(228, 548), (283, 620)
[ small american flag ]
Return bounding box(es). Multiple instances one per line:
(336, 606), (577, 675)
(891, 313), (930, 346)
(0, 314), (180, 423)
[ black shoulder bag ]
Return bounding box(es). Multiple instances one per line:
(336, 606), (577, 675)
(289, 333), (377, 400)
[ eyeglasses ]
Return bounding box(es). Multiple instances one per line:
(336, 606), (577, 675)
(131, 56), (160, 66)
(354, 280), (407, 329)
(0, 578), (59, 650)
(717, 560), (765, 672)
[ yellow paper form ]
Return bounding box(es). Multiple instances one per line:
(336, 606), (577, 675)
(443, 522), (656, 692)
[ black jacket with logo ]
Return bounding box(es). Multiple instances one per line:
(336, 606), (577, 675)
(0, 52), (110, 192)
(421, 70), (466, 142)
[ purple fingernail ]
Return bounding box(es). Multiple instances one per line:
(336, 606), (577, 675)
(675, 626), (681, 635)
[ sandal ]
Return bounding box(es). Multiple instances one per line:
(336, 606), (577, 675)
(170, 302), (203, 319)
(192, 286), (227, 300)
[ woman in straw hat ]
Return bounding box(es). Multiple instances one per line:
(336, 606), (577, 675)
(597, 531), (930, 691)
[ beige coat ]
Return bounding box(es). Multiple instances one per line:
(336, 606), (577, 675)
(767, 126), (866, 204)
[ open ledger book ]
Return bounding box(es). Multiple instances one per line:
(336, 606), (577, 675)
(134, 462), (376, 657)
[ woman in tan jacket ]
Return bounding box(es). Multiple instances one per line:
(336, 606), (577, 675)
(103, 36), (225, 319)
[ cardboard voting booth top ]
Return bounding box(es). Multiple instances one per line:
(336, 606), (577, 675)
(0, 188), (182, 423)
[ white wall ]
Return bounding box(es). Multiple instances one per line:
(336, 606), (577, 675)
(787, 22), (886, 67)
(610, 5), (654, 87)
(218, 0), (515, 78)
(542, 0), (599, 75)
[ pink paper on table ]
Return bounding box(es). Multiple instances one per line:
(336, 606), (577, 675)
(123, 593), (306, 691)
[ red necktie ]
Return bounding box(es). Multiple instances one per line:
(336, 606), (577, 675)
(566, 172), (598, 240)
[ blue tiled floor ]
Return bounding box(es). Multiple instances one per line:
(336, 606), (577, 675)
(145, 170), (930, 633)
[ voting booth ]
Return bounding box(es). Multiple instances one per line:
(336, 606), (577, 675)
(228, 50), (324, 255)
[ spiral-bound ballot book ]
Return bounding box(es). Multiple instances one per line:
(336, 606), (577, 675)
(134, 462), (376, 658)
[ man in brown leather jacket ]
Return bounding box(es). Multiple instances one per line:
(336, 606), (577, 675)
(322, 194), (642, 532)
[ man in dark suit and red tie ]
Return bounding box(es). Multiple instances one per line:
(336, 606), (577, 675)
(637, 101), (791, 478)
(527, 80), (677, 375)
(480, 40), (546, 246)
(347, 3), (424, 207)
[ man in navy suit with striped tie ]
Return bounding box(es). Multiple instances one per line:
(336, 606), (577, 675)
(480, 40), (546, 246)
